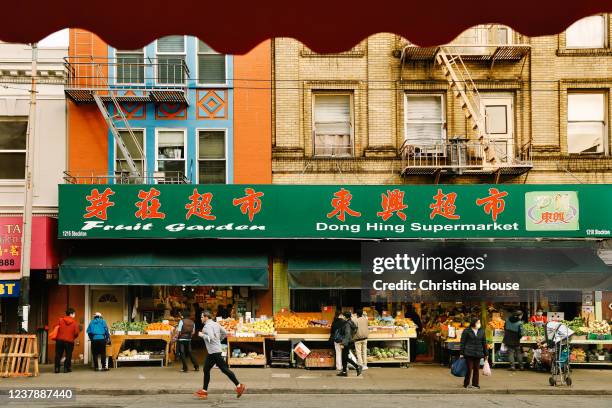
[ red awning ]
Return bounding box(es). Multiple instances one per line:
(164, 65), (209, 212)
(2, 1), (612, 54)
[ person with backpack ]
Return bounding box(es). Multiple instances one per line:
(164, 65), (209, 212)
(86, 312), (110, 371)
(503, 310), (525, 371)
(53, 307), (80, 373)
(335, 311), (363, 377)
(329, 310), (344, 371)
(176, 310), (199, 372)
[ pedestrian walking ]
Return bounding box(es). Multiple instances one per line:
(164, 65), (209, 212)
(352, 308), (369, 370)
(504, 310), (525, 371)
(460, 317), (487, 389)
(54, 308), (80, 373)
(336, 311), (362, 377)
(176, 310), (199, 372)
(330, 310), (344, 371)
(193, 310), (246, 400)
(86, 312), (110, 371)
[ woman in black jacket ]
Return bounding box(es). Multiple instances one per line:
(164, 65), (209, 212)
(330, 310), (344, 371)
(460, 317), (488, 389)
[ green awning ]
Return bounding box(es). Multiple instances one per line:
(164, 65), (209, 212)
(288, 252), (360, 289)
(60, 249), (269, 287)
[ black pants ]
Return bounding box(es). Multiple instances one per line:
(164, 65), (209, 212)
(178, 340), (199, 370)
(54, 340), (74, 372)
(203, 352), (239, 390)
(91, 339), (107, 369)
(341, 344), (359, 372)
(464, 357), (480, 387)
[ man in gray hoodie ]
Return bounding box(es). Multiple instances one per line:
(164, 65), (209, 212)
(193, 310), (246, 400)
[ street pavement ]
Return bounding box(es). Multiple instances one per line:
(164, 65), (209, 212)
(3, 394), (612, 408)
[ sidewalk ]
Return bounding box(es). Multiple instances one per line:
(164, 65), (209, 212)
(2, 364), (612, 395)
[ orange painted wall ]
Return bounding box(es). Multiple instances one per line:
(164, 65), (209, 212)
(47, 285), (86, 363)
(233, 40), (272, 184)
(67, 29), (109, 175)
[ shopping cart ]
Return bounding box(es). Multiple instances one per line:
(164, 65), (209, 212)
(545, 321), (574, 386)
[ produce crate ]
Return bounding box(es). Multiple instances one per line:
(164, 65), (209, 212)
(305, 350), (335, 368)
(276, 327), (330, 335)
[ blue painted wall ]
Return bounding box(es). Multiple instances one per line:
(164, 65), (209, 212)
(106, 36), (234, 183)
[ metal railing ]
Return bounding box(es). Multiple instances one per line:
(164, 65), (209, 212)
(64, 56), (191, 91)
(399, 139), (532, 173)
(63, 171), (190, 185)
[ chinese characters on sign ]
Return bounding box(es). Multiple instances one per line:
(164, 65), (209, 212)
(0, 220), (21, 271)
(59, 184), (606, 239)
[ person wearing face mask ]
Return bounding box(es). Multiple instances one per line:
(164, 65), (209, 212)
(460, 317), (487, 389)
(529, 309), (547, 326)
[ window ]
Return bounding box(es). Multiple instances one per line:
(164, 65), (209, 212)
(198, 41), (226, 85)
(0, 118), (27, 180)
(566, 15), (606, 48)
(156, 130), (186, 176)
(116, 49), (144, 84)
(404, 94), (446, 150)
(453, 25), (511, 45)
(313, 94), (353, 157)
(198, 130), (226, 183)
(115, 130), (145, 175)
(567, 92), (607, 154)
(156, 36), (186, 84)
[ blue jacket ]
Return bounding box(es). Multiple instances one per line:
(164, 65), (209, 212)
(87, 317), (110, 341)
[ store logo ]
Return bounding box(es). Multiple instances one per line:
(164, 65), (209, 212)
(525, 191), (579, 231)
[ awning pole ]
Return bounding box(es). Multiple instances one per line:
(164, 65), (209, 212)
(19, 43), (37, 333)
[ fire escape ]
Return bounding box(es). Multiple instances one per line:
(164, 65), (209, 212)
(398, 25), (532, 182)
(63, 35), (190, 184)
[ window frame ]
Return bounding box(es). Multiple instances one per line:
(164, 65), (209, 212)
(403, 93), (447, 148)
(114, 48), (145, 86)
(155, 35), (187, 86)
(311, 92), (355, 158)
(113, 128), (146, 176)
(565, 15), (608, 50)
(566, 90), (608, 155)
(196, 41), (228, 87)
(154, 128), (188, 176)
(0, 117), (28, 182)
(196, 128), (228, 184)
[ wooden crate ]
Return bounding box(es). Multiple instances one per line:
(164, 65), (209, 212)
(305, 349), (335, 368)
(228, 357), (266, 366)
(0, 335), (39, 378)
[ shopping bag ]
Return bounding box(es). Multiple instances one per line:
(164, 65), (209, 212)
(451, 357), (467, 377)
(482, 360), (492, 376)
(48, 325), (59, 341)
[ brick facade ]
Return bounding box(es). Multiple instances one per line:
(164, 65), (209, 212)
(272, 17), (612, 185)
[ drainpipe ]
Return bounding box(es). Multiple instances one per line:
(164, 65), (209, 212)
(19, 43), (37, 333)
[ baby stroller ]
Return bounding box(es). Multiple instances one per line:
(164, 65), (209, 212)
(545, 321), (574, 386)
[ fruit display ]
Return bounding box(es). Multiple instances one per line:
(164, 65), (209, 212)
(367, 347), (409, 360)
(588, 320), (611, 335)
(111, 321), (148, 334)
(111, 321), (129, 332)
(488, 319), (505, 330)
(394, 317), (418, 328)
(117, 349), (163, 360)
(373, 316), (395, 327)
(238, 319), (275, 335)
(275, 314), (309, 329)
(146, 322), (173, 332)
(219, 319), (238, 333)
(587, 349), (611, 362)
(307, 350), (333, 359)
(570, 347), (587, 363)
(562, 317), (589, 336)
(522, 323), (544, 338)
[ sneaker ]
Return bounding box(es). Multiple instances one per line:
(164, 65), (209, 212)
(236, 384), (246, 399)
(473, 385), (481, 389)
(356, 365), (363, 376)
(102, 367), (109, 371)
(336, 371), (348, 377)
(361, 366), (368, 371)
(180, 369), (188, 373)
(194, 389), (208, 400)
(194, 366), (199, 371)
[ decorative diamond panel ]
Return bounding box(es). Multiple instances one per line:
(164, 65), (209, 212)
(155, 103), (188, 120)
(197, 90), (228, 119)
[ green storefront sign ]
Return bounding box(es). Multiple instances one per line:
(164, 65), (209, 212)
(58, 184), (612, 239)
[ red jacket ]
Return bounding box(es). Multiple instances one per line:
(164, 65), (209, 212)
(56, 316), (80, 343)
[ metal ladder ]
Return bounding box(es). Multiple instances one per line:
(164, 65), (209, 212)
(435, 47), (498, 166)
(91, 64), (144, 178)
